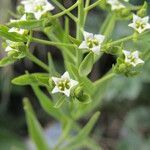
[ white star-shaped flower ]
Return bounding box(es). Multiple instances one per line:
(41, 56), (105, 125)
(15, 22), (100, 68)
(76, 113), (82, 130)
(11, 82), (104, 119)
(128, 14), (150, 33)
(51, 71), (78, 97)
(21, 0), (54, 20)
(79, 31), (105, 55)
(9, 15), (27, 35)
(107, 0), (125, 11)
(10, 14), (27, 22)
(8, 27), (26, 35)
(123, 50), (144, 67)
(5, 40), (18, 52)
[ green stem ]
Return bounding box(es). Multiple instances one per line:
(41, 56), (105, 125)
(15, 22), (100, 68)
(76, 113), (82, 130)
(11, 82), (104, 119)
(103, 14), (116, 40)
(83, 0), (91, 25)
(94, 72), (115, 86)
(84, 0), (102, 12)
(76, 0), (84, 67)
(50, 1), (78, 19)
(51, 0), (77, 22)
(109, 35), (133, 46)
(130, 5), (142, 11)
(27, 52), (49, 72)
(31, 37), (77, 48)
(108, 30), (150, 47)
(100, 14), (112, 34)
(76, 0), (84, 40)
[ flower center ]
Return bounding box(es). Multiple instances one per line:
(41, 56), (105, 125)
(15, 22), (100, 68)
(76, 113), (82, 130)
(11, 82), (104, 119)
(57, 79), (70, 91)
(127, 54), (136, 63)
(136, 20), (145, 29)
(87, 38), (99, 48)
(35, 3), (45, 12)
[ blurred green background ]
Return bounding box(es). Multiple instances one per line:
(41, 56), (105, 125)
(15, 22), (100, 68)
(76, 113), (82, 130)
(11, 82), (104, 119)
(0, 0), (150, 150)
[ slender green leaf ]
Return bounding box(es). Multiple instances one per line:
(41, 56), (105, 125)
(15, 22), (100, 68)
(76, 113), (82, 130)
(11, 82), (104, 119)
(54, 96), (66, 108)
(7, 20), (44, 30)
(23, 98), (51, 150)
(63, 112), (100, 150)
(68, 64), (95, 95)
(48, 52), (58, 76)
(68, 35), (81, 46)
(12, 73), (49, 86)
(0, 56), (15, 67)
(79, 52), (94, 76)
(0, 25), (27, 42)
(32, 85), (66, 122)
(76, 93), (91, 104)
(76, 72), (115, 119)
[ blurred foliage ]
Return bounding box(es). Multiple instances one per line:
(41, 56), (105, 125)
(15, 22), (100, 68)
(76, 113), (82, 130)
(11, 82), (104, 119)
(115, 107), (150, 150)
(0, 128), (26, 150)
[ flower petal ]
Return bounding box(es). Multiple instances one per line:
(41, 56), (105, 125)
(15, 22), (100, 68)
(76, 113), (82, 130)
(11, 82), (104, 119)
(135, 59), (144, 65)
(52, 86), (60, 94)
(132, 51), (139, 59)
(142, 16), (149, 23)
(94, 34), (105, 43)
(5, 46), (14, 52)
(79, 41), (88, 49)
(83, 31), (93, 40)
(91, 46), (100, 55)
(70, 79), (78, 88)
(133, 14), (140, 22)
(44, 2), (55, 11)
(123, 50), (131, 56)
(61, 71), (70, 79)
(52, 77), (60, 84)
(63, 89), (70, 97)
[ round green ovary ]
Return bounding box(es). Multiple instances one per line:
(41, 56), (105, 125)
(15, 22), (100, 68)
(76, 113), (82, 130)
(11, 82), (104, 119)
(87, 38), (99, 48)
(127, 54), (136, 63)
(136, 20), (145, 29)
(57, 80), (70, 91)
(35, 5), (44, 12)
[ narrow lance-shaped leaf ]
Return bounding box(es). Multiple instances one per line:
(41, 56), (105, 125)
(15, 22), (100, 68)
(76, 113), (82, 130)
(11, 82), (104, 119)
(23, 98), (51, 150)
(48, 52), (58, 76)
(76, 72), (115, 119)
(63, 111), (100, 150)
(54, 96), (66, 108)
(68, 64), (95, 95)
(0, 56), (16, 67)
(12, 73), (49, 86)
(0, 25), (27, 42)
(79, 52), (94, 76)
(32, 85), (67, 122)
(68, 35), (81, 46)
(7, 20), (44, 30)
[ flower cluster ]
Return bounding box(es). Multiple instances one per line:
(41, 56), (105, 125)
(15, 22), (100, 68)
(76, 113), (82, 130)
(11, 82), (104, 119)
(107, 0), (125, 11)
(21, 0), (54, 20)
(0, 0), (149, 99)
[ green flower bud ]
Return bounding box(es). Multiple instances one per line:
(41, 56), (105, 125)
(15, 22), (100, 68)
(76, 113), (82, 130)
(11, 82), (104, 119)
(2, 42), (7, 48)
(133, 32), (139, 42)
(77, 93), (91, 104)
(17, 5), (25, 15)
(99, 0), (108, 10)
(74, 86), (83, 99)
(137, 2), (147, 17)
(120, 9), (131, 18)
(105, 45), (121, 55)
(49, 78), (55, 89)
